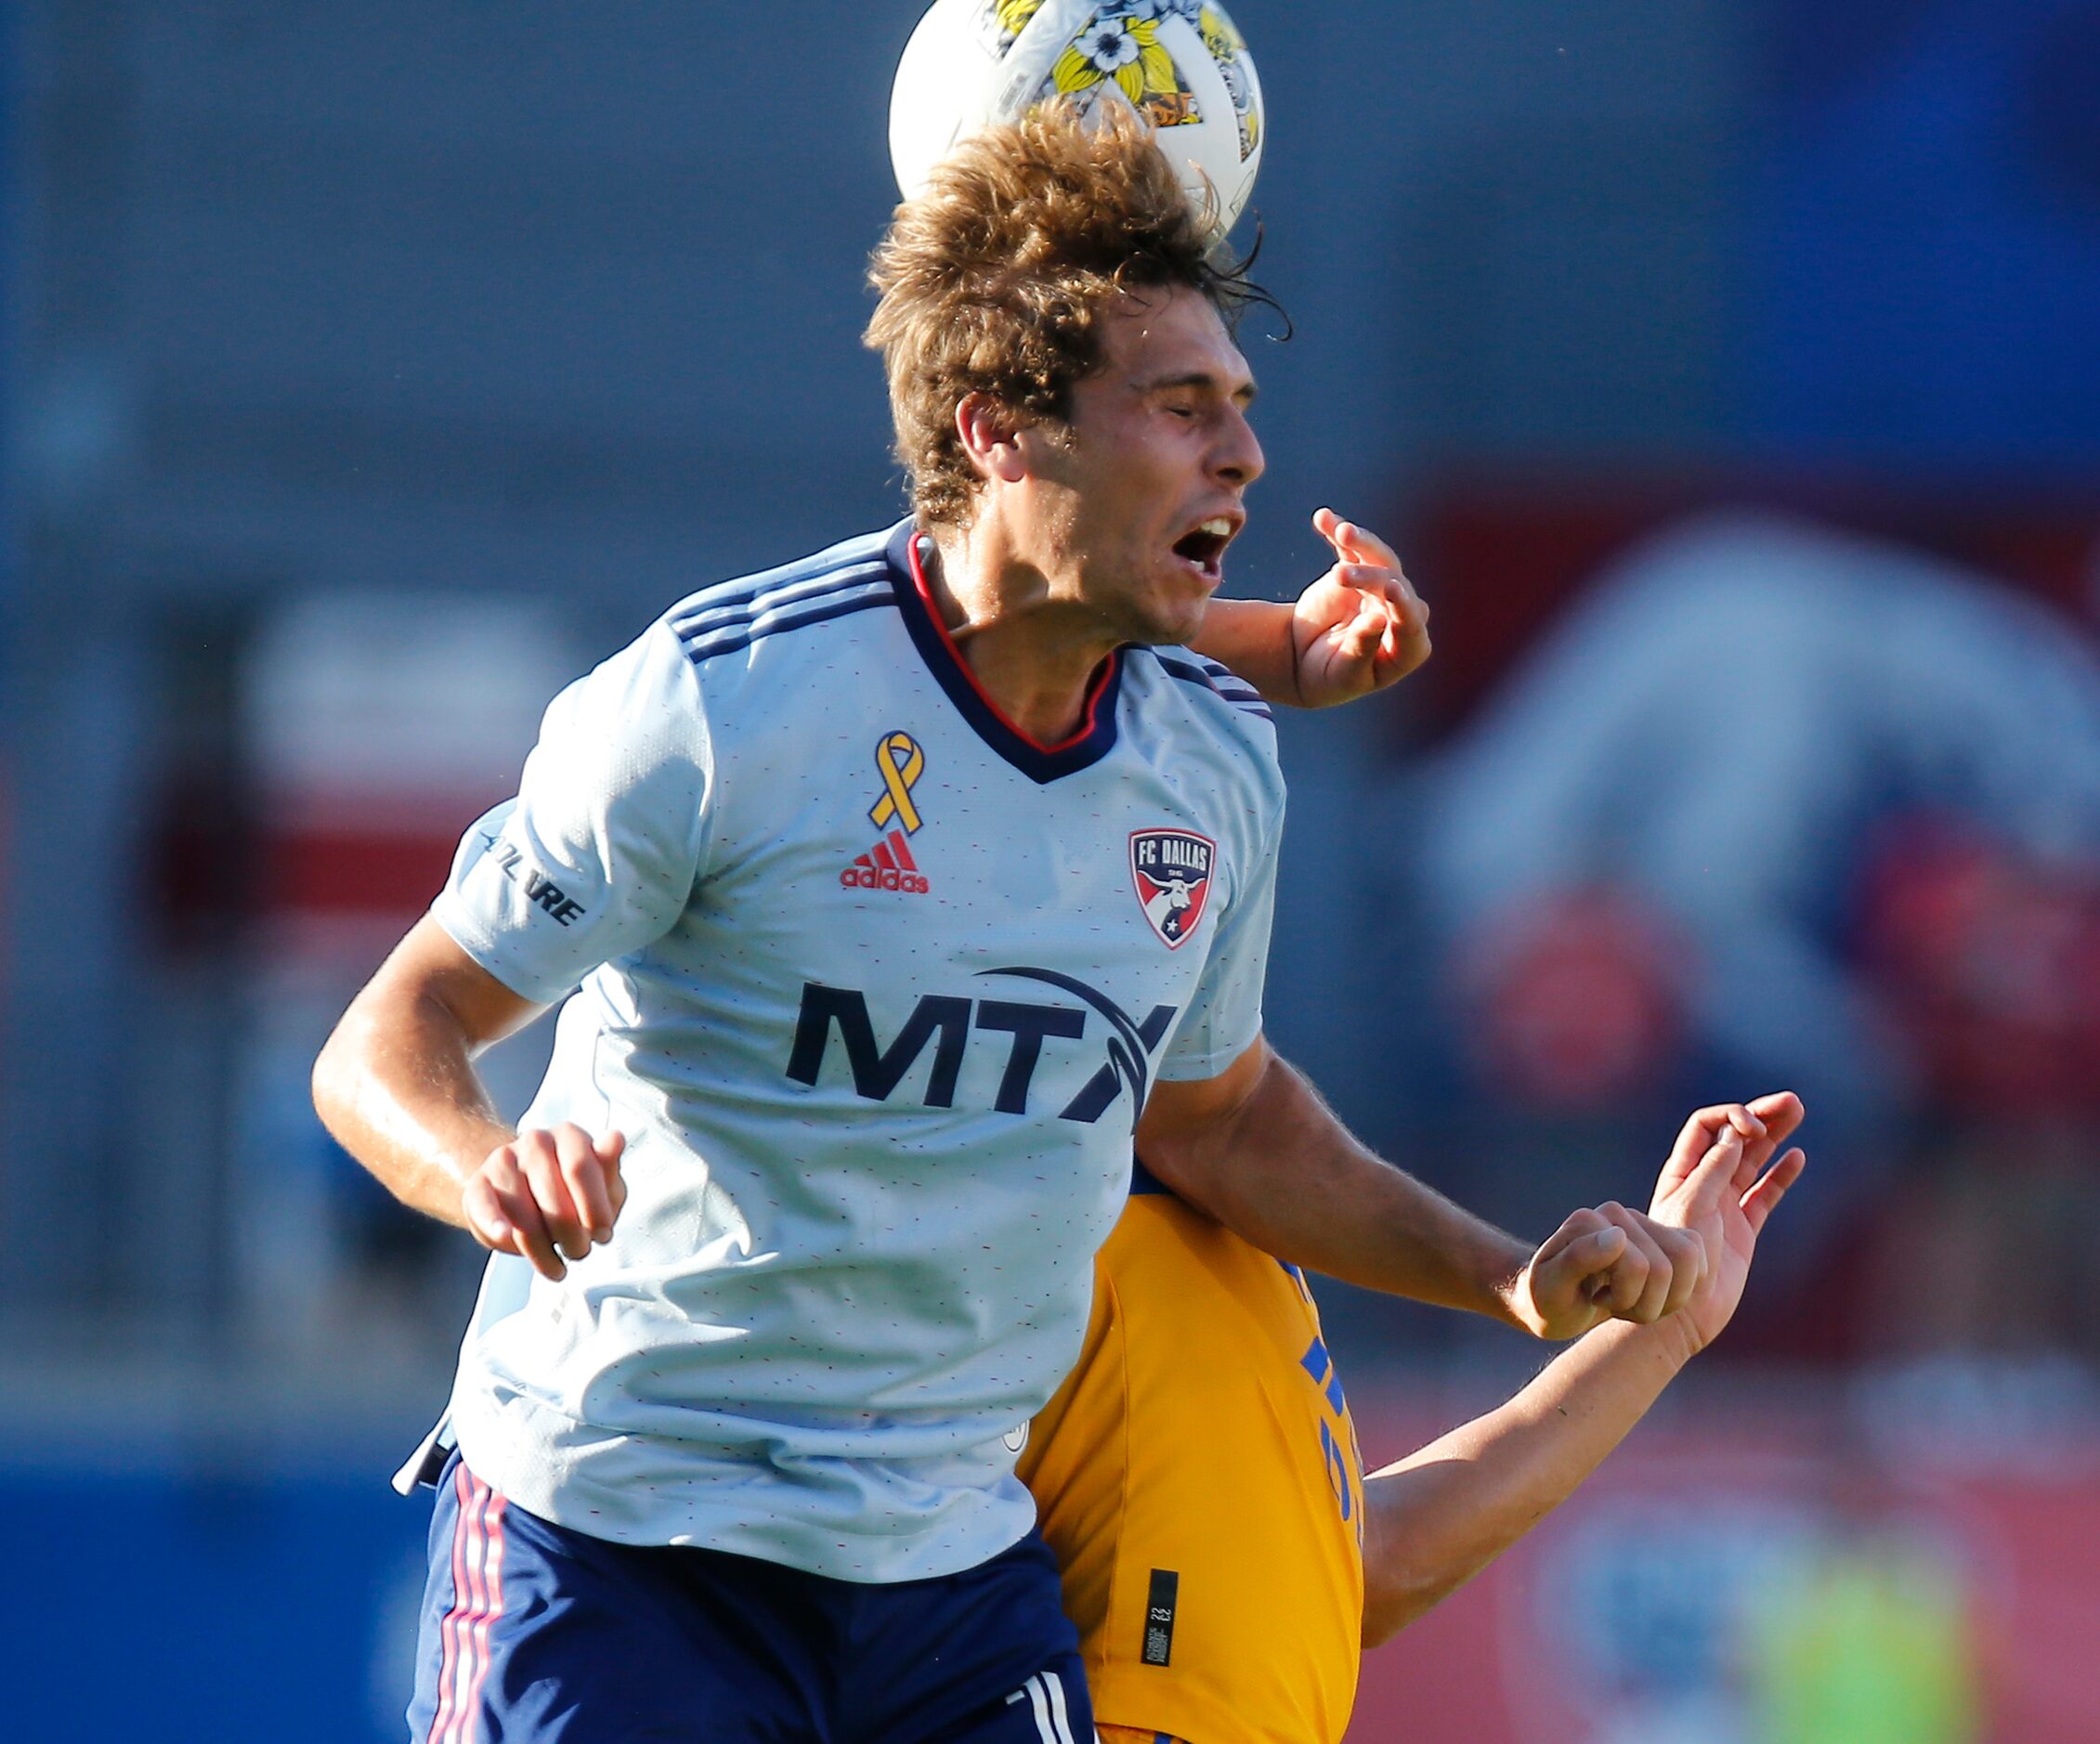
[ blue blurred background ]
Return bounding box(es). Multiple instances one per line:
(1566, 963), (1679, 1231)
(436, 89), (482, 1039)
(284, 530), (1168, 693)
(7, 3), (2100, 1737)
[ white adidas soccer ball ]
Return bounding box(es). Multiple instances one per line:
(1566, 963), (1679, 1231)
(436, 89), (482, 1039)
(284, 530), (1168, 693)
(889, 0), (1266, 237)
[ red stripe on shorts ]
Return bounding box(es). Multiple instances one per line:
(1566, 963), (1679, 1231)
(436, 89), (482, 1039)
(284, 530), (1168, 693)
(425, 1463), (475, 1742)
(456, 1488), (508, 1743)
(429, 1464), (505, 1744)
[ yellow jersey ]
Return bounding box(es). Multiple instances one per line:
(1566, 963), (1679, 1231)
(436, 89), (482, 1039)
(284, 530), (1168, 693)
(1018, 1164), (1366, 1744)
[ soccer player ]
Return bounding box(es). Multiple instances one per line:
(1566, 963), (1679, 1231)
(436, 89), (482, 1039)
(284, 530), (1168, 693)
(314, 110), (1707, 1743)
(1024, 1093), (1806, 1744)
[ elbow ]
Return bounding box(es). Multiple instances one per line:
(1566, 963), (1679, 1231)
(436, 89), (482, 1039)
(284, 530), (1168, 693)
(1359, 1557), (1461, 1649)
(310, 992), (381, 1144)
(1356, 1488), (1478, 1648)
(310, 1017), (354, 1140)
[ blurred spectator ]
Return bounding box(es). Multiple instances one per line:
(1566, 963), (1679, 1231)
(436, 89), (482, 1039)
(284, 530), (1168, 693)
(1855, 814), (2100, 1118)
(1396, 512), (2100, 1337)
(1455, 886), (1691, 1113)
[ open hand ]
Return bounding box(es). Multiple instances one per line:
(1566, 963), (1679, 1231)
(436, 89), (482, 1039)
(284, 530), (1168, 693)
(462, 1123), (629, 1282)
(1288, 508), (1431, 707)
(1649, 1091), (1807, 1355)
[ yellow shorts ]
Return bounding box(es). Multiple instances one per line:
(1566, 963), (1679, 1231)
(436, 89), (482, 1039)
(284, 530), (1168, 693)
(1018, 1172), (1365, 1744)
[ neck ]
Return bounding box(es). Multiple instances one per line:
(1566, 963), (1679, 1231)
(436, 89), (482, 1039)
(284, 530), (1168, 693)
(921, 522), (1118, 747)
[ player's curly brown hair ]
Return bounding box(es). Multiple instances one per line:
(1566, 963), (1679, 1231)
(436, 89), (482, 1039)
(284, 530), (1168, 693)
(866, 102), (1268, 529)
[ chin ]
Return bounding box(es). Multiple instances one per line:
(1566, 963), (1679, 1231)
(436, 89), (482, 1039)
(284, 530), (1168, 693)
(1126, 580), (1216, 649)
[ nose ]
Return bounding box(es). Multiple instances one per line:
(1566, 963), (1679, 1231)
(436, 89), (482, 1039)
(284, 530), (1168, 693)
(1214, 401), (1264, 489)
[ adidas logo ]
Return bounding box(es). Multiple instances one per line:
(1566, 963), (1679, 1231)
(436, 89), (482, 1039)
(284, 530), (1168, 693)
(840, 829), (931, 895)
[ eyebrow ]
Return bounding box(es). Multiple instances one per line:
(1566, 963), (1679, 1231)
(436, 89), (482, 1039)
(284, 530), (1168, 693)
(1138, 370), (1259, 408)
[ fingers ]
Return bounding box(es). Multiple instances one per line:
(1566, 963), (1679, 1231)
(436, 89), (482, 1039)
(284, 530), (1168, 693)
(1522, 1205), (1619, 1325)
(1573, 1200), (1709, 1323)
(561, 1127), (623, 1243)
(1533, 1203), (1613, 1270)
(1741, 1146), (1807, 1236)
(1595, 1204), (1662, 1320)
(1527, 1203), (1673, 1327)
(1738, 1091), (1804, 1190)
(461, 1126), (629, 1282)
(600, 1129), (630, 1225)
(1313, 507), (1403, 573)
(1563, 1204), (1649, 1319)
(463, 1154), (565, 1280)
(1573, 1226), (1629, 1300)
(1747, 1091), (1803, 1134)
(1331, 564), (1429, 639)
(1337, 605), (1384, 668)
(1657, 1100), (1766, 1200)
(1656, 1095), (1807, 1217)
(1674, 1122), (1748, 1215)
(1311, 507), (1428, 629)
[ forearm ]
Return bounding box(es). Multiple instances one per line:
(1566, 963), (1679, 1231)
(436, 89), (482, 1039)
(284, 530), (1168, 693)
(1188, 595), (1301, 706)
(1358, 1316), (1696, 1644)
(1141, 1051), (1533, 1324)
(312, 981), (517, 1231)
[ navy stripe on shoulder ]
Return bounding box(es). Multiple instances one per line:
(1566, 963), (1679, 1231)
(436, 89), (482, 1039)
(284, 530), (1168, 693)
(680, 584), (893, 666)
(670, 562), (890, 642)
(1145, 650), (1274, 721)
(663, 526), (891, 621)
(1190, 664), (1267, 706)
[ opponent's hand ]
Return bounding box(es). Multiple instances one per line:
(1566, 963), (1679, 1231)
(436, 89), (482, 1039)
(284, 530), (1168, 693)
(1512, 1105), (1775, 1339)
(1287, 508), (1431, 707)
(1648, 1092), (1807, 1356)
(462, 1124), (629, 1282)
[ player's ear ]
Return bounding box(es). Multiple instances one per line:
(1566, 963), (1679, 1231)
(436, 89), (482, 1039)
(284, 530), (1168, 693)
(955, 393), (1031, 486)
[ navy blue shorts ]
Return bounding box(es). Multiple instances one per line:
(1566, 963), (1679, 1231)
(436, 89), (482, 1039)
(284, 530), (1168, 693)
(407, 1453), (1091, 1743)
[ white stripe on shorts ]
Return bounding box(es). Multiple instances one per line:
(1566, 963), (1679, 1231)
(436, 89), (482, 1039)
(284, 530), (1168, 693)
(1041, 1671), (1076, 1744)
(1003, 1673), (1076, 1744)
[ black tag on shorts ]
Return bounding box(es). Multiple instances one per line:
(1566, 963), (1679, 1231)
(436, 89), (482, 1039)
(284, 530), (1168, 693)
(1141, 1568), (1180, 1666)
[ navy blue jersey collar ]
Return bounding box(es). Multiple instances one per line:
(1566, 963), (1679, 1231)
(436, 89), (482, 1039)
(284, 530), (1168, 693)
(885, 519), (1124, 786)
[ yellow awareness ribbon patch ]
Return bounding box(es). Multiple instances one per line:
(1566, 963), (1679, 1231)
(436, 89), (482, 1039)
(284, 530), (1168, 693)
(867, 731), (926, 835)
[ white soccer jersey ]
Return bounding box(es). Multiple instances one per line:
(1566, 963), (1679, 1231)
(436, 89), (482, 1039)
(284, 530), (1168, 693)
(424, 519), (1285, 1582)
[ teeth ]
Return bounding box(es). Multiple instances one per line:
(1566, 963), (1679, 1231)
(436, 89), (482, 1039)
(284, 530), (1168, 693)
(1198, 517), (1233, 537)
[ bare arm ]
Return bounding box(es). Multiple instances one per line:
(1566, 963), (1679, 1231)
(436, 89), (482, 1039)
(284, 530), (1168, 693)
(312, 914), (627, 1281)
(1137, 1038), (1708, 1338)
(1189, 509), (1431, 708)
(1358, 1094), (1807, 1644)
(1191, 595), (1313, 706)
(1360, 1318), (1691, 1644)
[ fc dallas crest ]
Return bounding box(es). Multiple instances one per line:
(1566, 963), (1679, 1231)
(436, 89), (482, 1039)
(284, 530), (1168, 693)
(1130, 828), (1216, 949)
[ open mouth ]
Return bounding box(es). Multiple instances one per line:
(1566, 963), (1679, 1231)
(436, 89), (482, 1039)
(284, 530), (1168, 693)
(1170, 516), (1239, 579)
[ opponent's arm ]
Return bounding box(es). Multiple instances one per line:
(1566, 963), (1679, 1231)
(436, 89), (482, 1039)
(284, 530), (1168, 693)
(1137, 1039), (1716, 1338)
(1189, 509), (1431, 708)
(312, 914), (626, 1282)
(1358, 1094), (1807, 1644)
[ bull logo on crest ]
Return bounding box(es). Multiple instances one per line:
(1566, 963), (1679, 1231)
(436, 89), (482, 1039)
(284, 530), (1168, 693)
(1130, 827), (1216, 949)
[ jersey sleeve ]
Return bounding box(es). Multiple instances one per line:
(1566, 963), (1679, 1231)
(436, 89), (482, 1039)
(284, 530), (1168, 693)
(1155, 787), (1283, 1082)
(430, 620), (714, 1006)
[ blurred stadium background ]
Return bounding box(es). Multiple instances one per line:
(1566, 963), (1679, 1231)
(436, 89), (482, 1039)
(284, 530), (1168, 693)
(7, 2), (2100, 1737)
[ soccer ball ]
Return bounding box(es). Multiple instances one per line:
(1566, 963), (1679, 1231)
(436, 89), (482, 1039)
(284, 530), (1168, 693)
(889, 0), (1266, 237)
